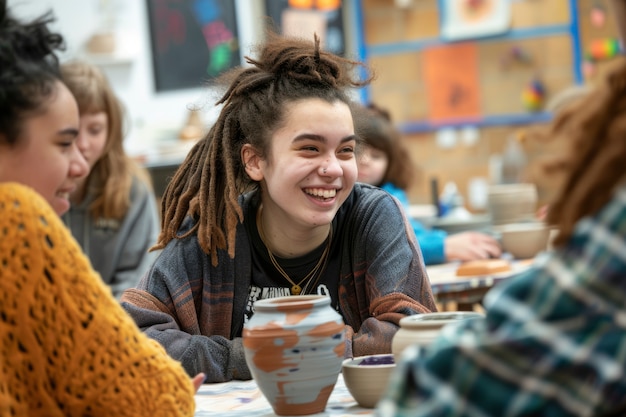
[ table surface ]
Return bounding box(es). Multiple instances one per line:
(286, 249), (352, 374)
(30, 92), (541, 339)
(194, 374), (373, 416)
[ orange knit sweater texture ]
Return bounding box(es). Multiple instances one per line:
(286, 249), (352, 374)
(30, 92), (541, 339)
(0, 183), (195, 416)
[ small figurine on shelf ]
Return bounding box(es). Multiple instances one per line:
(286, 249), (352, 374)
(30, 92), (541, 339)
(178, 109), (205, 141)
(582, 38), (622, 78)
(521, 78), (546, 112)
(586, 37), (621, 62)
(85, 0), (118, 55)
(86, 32), (116, 55)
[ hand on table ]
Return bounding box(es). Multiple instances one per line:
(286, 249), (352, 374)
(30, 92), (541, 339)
(445, 232), (502, 261)
(192, 373), (206, 393)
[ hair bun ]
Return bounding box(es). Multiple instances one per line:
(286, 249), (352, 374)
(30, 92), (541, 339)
(247, 32), (369, 89)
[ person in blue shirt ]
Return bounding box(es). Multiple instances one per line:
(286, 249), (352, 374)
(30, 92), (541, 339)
(355, 104), (501, 265)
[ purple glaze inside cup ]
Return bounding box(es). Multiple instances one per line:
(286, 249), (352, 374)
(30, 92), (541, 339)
(358, 355), (395, 366)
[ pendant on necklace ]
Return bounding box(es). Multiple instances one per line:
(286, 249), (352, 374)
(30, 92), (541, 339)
(291, 285), (302, 295)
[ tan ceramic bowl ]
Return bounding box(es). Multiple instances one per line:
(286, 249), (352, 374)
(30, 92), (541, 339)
(494, 222), (551, 259)
(342, 354), (395, 408)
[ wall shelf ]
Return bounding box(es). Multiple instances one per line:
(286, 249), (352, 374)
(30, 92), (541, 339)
(367, 24), (573, 57)
(398, 112), (553, 134)
(81, 52), (135, 67)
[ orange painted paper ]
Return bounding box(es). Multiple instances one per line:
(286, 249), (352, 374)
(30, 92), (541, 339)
(423, 42), (481, 122)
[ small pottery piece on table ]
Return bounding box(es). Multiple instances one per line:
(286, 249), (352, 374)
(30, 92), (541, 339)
(342, 354), (396, 408)
(242, 295), (345, 416)
(392, 311), (484, 361)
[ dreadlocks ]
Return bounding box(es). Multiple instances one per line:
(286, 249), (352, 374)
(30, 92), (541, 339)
(541, 57), (626, 246)
(154, 32), (372, 265)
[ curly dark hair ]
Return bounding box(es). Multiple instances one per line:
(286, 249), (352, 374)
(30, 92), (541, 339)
(155, 32), (372, 265)
(0, 0), (65, 143)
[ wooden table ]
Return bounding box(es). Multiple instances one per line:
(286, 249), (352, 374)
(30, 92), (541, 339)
(426, 260), (532, 311)
(194, 374), (373, 416)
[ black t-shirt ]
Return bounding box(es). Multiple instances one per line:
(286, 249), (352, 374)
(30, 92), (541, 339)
(243, 200), (341, 324)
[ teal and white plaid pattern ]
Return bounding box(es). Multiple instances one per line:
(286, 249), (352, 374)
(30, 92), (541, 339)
(377, 184), (626, 417)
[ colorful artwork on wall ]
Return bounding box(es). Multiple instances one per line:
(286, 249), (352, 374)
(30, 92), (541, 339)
(440, 0), (511, 41)
(146, 0), (240, 92)
(422, 42), (481, 122)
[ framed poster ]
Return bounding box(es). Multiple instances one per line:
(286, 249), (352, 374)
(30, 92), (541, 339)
(440, 0), (511, 41)
(146, 0), (240, 92)
(264, 0), (345, 56)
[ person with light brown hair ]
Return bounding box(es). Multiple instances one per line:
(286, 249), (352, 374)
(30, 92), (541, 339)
(61, 60), (160, 299)
(376, 3), (626, 415)
(120, 32), (437, 383)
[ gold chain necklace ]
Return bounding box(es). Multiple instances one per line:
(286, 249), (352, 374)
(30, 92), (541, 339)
(256, 205), (333, 295)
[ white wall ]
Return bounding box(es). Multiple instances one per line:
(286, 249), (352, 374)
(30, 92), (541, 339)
(7, 0), (264, 154)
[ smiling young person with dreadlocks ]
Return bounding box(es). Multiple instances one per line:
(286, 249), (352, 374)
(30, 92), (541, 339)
(120, 33), (437, 382)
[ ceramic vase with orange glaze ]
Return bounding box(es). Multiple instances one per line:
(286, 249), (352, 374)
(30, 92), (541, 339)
(242, 295), (345, 416)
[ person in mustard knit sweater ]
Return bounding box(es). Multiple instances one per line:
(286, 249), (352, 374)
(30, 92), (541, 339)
(0, 182), (197, 416)
(0, 2), (201, 414)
